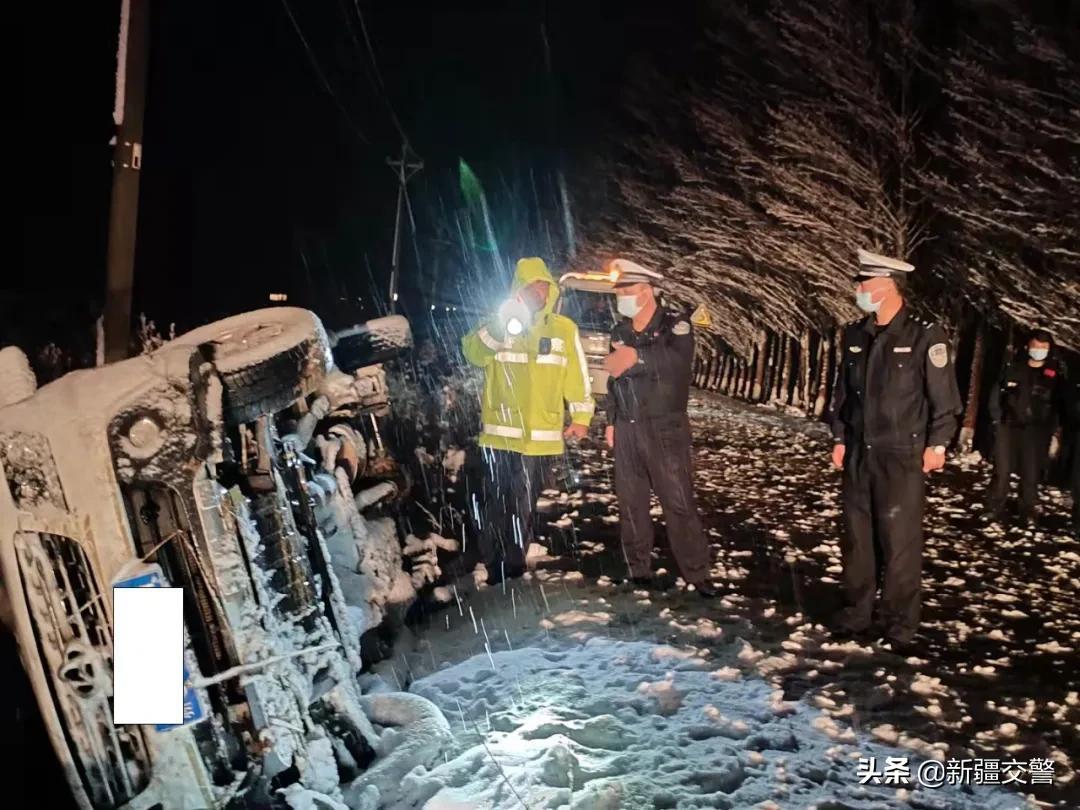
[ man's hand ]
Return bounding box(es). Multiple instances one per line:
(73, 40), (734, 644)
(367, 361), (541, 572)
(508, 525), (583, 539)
(485, 317), (506, 343)
(831, 443), (845, 469)
(605, 424), (615, 449)
(603, 345), (639, 379)
(922, 447), (946, 473)
(564, 423), (589, 441)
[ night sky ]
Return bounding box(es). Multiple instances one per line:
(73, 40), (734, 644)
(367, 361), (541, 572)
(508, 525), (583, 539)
(15, 0), (687, 361)
(17, 0), (1075, 365)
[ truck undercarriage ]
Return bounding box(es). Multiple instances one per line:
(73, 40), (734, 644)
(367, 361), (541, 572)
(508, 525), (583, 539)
(0, 309), (416, 809)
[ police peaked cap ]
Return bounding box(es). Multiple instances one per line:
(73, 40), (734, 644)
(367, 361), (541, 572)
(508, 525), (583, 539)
(855, 248), (914, 280)
(608, 258), (666, 286)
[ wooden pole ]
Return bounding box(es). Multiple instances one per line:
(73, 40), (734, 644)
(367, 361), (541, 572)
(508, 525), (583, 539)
(104, 0), (150, 362)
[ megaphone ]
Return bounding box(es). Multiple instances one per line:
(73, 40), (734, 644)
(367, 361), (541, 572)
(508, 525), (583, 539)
(496, 298), (532, 337)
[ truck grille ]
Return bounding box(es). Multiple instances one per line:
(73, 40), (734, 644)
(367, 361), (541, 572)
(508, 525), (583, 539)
(16, 532), (150, 808)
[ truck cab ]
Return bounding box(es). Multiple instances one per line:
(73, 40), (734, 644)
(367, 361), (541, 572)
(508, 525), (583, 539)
(556, 271), (621, 399)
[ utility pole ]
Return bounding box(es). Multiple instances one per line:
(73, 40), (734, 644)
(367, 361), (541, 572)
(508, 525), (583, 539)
(386, 141), (422, 313)
(104, 0), (150, 362)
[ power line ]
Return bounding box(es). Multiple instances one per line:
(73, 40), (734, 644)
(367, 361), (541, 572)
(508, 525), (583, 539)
(279, 0), (369, 143)
(351, 0), (409, 145)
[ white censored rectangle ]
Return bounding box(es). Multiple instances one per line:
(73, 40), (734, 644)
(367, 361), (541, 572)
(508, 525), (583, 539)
(112, 587), (183, 725)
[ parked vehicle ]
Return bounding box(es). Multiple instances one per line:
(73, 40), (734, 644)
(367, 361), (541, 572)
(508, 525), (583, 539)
(556, 271), (621, 399)
(0, 308), (411, 809)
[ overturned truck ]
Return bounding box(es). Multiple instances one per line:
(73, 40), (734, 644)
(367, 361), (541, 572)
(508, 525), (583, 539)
(0, 308), (414, 809)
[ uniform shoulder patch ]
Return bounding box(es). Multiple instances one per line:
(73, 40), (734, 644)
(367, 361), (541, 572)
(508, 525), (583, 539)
(672, 320), (691, 336)
(928, 342), (949, 368)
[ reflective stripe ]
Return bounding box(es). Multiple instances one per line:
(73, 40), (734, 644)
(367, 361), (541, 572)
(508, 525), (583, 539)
(530, 429), (563, 442)
(477, 326), (501, 351)
(536, 354), (567, 366)
(569, 401), (595, 414)
(572, 330), (592, 398)
(483, 423), (524, 439)
(495, 351), (529, 364)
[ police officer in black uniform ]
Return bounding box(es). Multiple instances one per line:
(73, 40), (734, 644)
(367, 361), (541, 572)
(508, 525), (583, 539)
(829, 250), (962, 652)
(987, 328), (1068, 525)
(602, 259), (716, 598)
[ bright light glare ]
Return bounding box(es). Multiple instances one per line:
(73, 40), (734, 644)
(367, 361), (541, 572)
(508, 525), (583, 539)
(507, 317), (524, 336)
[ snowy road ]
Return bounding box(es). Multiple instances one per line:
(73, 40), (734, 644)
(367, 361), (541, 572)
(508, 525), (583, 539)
(379, 393), (1078, 809)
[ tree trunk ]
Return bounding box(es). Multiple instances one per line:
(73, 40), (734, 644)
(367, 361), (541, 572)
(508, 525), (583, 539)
(751, 331), (768, 400)
(790, 336), (799, 406)
(958, 318), (986, 453)
(812, 331), (830, 418)
(770, 334), (787, 403)
(798, 331), (812, 411)
(764, 333), (778, 402)
(818, 328), (842, 419)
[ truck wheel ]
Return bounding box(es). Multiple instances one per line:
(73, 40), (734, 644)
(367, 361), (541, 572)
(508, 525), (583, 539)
(169, 308), (333, 424)
(330, 315), (413, 373)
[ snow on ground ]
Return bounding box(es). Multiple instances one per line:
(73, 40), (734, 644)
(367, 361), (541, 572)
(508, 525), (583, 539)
(388, 637), (1021, 809)
(379, 393), (1077, 808)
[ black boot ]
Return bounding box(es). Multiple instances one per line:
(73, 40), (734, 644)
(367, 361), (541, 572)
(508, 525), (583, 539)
(487, 561), (526, 587)
(831, 627), (873, 643)
(692, 581), (720, 599)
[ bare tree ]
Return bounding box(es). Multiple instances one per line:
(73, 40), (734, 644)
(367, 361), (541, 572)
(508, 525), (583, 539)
(921, 8), (1080, 347)
(577, 1), (927, 363)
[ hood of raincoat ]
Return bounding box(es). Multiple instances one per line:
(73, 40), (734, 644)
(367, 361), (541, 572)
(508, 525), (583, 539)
(512, 257), (560, 317)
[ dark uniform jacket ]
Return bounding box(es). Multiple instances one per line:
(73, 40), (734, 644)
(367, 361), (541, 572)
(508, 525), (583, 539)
(829, 306), (962, 450)
(608, 303), (694, 423)
(1069, 372), (1080, 430)
(988, 357), (1067, 428)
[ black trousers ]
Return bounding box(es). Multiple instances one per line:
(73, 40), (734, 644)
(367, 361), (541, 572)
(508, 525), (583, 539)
(477, 448), (551, 575)
(990, 424), (1052, 516)
(614, 413), (710, 585)
(1071, 434), (1080, 532)
(839, 444), (926, 642)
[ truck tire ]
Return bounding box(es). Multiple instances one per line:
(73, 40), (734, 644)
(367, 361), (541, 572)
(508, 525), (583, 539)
(330, 315), (413, 373)
(169, 308), (333, 424)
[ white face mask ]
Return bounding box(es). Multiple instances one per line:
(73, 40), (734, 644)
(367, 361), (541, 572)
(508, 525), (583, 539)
(617, 294), (642, 318)
(1028, 347), (1049, 362)
(855, 291), (881, 314)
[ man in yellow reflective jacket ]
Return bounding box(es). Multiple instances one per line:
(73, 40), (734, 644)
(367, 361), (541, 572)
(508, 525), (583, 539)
(462, 257), (595, 584)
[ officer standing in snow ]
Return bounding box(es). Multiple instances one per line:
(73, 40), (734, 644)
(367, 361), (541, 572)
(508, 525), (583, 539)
(602, 259), (717, 598)
(462, 258), (595, 585)
(987, 328), (1068, 525)
(828, 250), (962, 653)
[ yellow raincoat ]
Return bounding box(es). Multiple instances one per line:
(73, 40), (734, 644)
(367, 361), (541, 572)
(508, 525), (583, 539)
(461, 258), (595, 455)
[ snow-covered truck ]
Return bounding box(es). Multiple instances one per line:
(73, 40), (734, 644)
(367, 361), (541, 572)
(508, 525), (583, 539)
(556, 271), (620, 399)
(0, 308), (412, 809)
